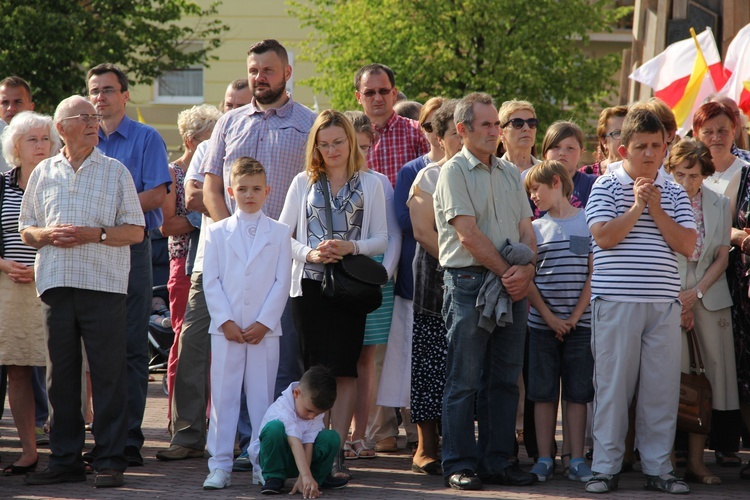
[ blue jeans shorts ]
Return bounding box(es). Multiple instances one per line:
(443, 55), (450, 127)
(527, 326), (594, 404)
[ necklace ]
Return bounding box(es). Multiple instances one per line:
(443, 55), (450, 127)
(552, 206), (579, 234)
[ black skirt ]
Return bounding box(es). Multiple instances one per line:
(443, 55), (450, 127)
(292, 278), (366, 377)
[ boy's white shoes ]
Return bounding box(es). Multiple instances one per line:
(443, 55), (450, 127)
(203, 469), (231, 490)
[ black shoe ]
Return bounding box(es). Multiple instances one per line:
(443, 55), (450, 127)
(24, 467), (87, 485)
(320, 474), (349, 489)
(481, 464), (537, 486)
(82, 450), (97, 464)
(94, 468), (124, 488)
(261, 477), (285, 495)
(444, 469), (482, 490)
(125, 445), (143, 467)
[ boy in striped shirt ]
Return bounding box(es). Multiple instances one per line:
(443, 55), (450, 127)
(584, 108), (697, 495)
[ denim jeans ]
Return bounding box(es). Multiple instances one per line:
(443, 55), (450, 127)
(441, 268), (527, 478)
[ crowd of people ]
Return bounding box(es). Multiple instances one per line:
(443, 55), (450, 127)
(0, 36), (749, 496)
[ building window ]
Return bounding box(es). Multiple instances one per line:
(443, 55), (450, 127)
(155, 67), (204, 104)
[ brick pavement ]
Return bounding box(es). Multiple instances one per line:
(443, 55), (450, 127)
(1, 376), (748, 499)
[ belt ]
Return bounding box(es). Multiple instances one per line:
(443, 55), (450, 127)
(446, 265), (486, 273)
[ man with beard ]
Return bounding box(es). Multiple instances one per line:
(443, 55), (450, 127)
(200, 40), (315, 477)
(202, 39), (315, 222)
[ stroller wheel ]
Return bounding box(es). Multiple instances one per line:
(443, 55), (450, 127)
(162, 374), (169, 396)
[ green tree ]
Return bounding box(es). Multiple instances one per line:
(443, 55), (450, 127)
(0, 0), (228, 112)
(289, 0), (630, 127)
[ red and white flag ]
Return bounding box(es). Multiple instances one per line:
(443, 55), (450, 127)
(718, 23), (750, 117)
(630, 28), (726, 135)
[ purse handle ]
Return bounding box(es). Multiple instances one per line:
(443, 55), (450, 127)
(319, 172), (334, 241)
(685, 328), (706, 375)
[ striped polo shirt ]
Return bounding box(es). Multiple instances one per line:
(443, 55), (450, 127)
(585, 167), (696, 302)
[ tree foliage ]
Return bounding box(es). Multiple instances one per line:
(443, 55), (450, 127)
(0, 0), (228, 112)
(289, 0), (631, 128)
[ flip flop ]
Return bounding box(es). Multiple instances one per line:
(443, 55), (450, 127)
(347, 439), (376, 459)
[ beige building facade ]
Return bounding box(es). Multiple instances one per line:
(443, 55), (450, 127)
(127, 0), (634, 158)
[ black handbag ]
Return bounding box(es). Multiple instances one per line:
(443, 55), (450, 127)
(318, 173), (387, 315)
(677, 328), (713, 434)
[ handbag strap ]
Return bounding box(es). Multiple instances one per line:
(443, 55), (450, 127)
(319, 172), (334, 241)
(685, 328), (706, 375)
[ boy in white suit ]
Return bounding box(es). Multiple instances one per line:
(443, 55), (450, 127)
(202, 157), (292, 490)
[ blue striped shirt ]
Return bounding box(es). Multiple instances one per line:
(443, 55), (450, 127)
(585, 168), (696, 302)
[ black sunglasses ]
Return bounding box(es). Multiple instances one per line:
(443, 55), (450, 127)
(502, 118), (539, 130)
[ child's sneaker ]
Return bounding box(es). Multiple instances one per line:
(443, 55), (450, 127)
(530, 460), (554, 482)
(568, 461), (595, 482)
(203, 469), (231, 490)
(261, 477), (284, 494)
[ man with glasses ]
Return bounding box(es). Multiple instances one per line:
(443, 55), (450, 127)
(86, 63), (171, 467)
(353, 63), (428, 455)
(434, 92), (537, 490)
(21, 96), (145, 488)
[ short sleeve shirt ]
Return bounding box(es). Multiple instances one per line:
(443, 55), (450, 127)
(434, 147), (533, 268)
(200, 95), (316, 220)
(585, 167), (696, 302)
(96, 115), (171, 230)
(19, 148), (145, 295)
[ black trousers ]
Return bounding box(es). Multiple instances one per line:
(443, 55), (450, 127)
(42, 287), (128, 472)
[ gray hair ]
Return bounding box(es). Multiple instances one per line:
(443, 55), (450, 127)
(454, 92), (495, 132)
(177, 104), (221, 142)
(1, 111), (61, 167)
(53, 95), (94, 124)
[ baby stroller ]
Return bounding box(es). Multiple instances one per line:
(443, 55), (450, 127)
(148, 230), (174, 394)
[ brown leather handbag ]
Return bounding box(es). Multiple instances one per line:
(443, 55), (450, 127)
(677, 328), (712, 434)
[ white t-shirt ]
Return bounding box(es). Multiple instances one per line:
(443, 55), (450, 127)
(184, 141), (212, 273)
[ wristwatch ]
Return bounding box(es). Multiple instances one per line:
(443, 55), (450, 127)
(696, 287), (703, 299)
(99, 228), (107, 242)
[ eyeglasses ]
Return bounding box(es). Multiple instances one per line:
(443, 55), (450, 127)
(61, 114), (103, 124)
(605, 130), (622, 140)
(88, 87), (120, 98)
(361, 88), (392, 98)
(359, 145), (371, 152)
(316, 138), (348, 151)
(422, 122), (433, 133)
(502, 118), (538, 130)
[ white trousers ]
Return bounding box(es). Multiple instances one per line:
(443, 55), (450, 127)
(377, 296), (413, 408)
(207, 334), (279, 473)
(590, 299), (681, 476)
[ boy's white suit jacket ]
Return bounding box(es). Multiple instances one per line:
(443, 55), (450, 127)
(203, 211), (292, 336)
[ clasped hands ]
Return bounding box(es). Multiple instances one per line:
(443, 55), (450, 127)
(633, 177), (662, 212)
(45, 224), (99, 248)
(221, 320), (269, 344)
(0, 259), (34, 283)
(306, 239), (355, 264)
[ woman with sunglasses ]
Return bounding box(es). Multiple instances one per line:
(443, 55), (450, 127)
(497, 99), (540, 176)
(581, 106), (628, 177)
(279, 110), (388, 478)
(0, 111), (61, 475)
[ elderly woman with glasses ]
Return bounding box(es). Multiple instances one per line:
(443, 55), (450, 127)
(664, 138), (738, 484)
(497, 99), (540, 175)
(0, 111), (61, 474)
(279, 109), (388, 478)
